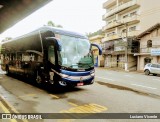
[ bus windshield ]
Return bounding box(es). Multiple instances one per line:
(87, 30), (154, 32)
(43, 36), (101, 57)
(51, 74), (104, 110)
(57, 35), (94, 69)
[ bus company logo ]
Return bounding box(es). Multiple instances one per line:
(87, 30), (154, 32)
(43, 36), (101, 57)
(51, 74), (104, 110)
(80, 77), (83, 81)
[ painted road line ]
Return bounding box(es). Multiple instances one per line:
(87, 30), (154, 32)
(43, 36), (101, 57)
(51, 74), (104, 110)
(131, 84), (157, 90)
(153, 79), (160, 81)
(68, 102), (78, 107)
(124, 75), (133, 77)
(49, 94), (59, 99)
(19, 94), (36, 98)
(0, 101), (17, 122)
(0, 96), (28, 122)
(96, 76), (114, 81)
(60, 103), (107, 113)
(57, 119), (75, 122)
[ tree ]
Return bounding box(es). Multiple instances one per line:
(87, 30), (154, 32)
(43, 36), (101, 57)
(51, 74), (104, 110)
(1, 37), (12, 42)
(86, 29), (103, 37)
(47, 21), (55, 27)
(45, 21), (63, 28)
(56, 25), (63, 28)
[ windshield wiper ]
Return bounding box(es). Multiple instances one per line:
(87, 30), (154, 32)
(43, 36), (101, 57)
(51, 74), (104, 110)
(77, 62), (93, 68)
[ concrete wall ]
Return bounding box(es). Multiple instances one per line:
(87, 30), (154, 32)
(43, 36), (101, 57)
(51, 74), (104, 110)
(140, 29), (160, 49)
(139, 0), (160, 33)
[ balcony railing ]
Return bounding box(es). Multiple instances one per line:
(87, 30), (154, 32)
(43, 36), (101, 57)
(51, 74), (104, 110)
(103, 15), (140, 31)
(121, 15), (140, 24)
(140, 48), (151, 53)
(103, 0), (139, 20)
(102, 35), (120, 42)
(102, 49), (114, 54)
(102, 21), (121, 31)
(140, 46), (160, 53)
(120, 30), (139, 37)
(103, 0), (116, 9)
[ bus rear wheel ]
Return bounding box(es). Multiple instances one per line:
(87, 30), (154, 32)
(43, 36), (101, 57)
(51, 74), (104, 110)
(35, 71), (42, 85)
(36, 75), (42, 84)
(6, 66), (10, 75)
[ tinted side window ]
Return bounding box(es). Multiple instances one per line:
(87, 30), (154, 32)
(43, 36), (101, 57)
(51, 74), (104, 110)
(151, 64), (157, 68)
(157, 64), (160, 68)
(147, 64), (151, 67)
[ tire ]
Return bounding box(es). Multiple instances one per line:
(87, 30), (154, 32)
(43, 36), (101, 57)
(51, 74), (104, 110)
(153, 74), (157, 76)
(145, 70), (150, 75)
(35, 71), (42, 85)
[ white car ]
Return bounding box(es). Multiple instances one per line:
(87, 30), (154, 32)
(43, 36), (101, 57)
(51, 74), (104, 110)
(144, 63), (160, 76)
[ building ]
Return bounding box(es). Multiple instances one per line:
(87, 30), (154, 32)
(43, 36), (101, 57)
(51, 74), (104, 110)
(102, 0), (160, 71)
(135, 23), (160, 71)
(89, 34), (104, 67)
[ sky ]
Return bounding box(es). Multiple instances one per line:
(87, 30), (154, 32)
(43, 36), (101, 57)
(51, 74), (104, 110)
(0, 0), (107, 40)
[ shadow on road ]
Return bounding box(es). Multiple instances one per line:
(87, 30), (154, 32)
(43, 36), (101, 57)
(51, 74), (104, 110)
(97, 81), (160, 99)
(6, 74), (84, 95)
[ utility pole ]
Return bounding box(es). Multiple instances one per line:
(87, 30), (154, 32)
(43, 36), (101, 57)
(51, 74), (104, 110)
(115, 20), (128, 71)
(124, 23), (128, 71)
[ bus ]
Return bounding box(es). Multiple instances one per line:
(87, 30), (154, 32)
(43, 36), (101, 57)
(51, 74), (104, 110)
(0, 26), (102, 87)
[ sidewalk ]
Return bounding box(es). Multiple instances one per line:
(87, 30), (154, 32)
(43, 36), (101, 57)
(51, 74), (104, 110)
(0, 65), (6, 75)
(96, 67), (144, 74)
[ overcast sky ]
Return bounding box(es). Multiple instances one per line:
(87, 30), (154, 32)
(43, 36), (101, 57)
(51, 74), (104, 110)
(0, 0), (107, 40)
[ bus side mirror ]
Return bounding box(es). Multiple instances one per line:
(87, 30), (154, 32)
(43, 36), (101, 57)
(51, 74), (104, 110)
(45, 37), (62, 51)
(91, 43), (102, 55)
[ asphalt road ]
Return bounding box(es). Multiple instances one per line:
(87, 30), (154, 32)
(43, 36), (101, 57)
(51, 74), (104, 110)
(0, 68), (160, 122)
(95, 68), (160, 96)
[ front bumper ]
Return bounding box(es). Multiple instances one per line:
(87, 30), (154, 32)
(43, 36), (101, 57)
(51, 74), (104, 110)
(61, 76), (94, 86)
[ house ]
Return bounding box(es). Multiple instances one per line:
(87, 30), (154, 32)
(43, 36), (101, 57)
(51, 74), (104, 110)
(135, 23), (160, 71)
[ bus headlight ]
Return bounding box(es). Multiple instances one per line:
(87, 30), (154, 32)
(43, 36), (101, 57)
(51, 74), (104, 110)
(90, 73), (95, 77)
(90, 70), (94, 73)
(60, 73), (69, 78)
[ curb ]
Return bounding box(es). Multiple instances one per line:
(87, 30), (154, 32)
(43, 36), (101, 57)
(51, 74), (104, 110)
(95, 67), (143, 74)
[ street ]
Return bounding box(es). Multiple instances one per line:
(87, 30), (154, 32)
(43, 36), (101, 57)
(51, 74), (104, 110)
(0, 68), (160, 122)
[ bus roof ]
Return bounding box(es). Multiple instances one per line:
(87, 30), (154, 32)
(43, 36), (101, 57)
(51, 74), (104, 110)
(40, 26), (88, 39)
(2, 26), (88, 44)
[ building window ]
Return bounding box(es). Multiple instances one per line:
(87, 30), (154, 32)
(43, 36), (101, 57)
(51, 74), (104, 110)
(129, 26), (136, 32)
(147, 40), (152, 48)
(108, 21), (112, 24)
(107, 32), (115, 37)
(122, 29), (127, 33)
(144, 57), (151, 66)
(123, 14), (128, 18)
(130, 11), (137, 17)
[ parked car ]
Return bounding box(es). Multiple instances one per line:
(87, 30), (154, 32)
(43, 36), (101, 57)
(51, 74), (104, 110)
(144, 63), (160, 76)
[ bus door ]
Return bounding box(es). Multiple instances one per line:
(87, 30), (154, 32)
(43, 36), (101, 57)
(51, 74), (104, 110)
(45, 40), (58, 82)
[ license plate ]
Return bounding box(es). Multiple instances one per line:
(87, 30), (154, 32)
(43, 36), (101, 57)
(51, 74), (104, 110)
(77, 82), (84, 86)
